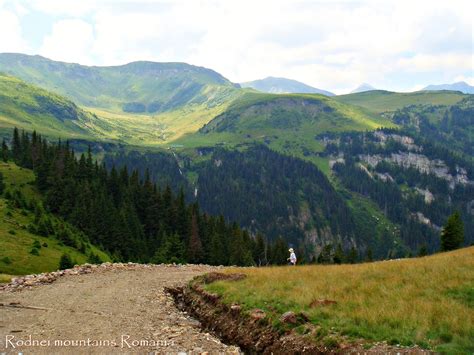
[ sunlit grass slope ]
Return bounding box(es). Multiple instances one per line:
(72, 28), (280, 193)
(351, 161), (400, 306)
(0, 73), (94, 139)
(335, 90), (467, 113)
(205, 247), (474, 353)
(0, 163), (110, 278)
(172, 92), (395, 162)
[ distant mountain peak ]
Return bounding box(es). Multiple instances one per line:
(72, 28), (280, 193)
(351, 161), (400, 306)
(423, 81), (473, 94)
(241, 77), (335, 96)
(350, 83), (377, 94)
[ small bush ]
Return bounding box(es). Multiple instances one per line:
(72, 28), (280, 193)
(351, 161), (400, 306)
(30, 247), (40, 256)
(8, 229), (16, 235)
(87, 253), (102, 264)
(42, 242), (48, 248)
(32, 240), (42, 249)
(1, 256), (12, 264)
(59, 253), (74, 270)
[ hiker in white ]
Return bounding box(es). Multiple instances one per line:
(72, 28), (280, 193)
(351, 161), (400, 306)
(288, 248), (297, 266)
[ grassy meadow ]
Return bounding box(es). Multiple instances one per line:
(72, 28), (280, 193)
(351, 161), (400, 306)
(0, 163), (110, 280)
(205, 247), (474, 353)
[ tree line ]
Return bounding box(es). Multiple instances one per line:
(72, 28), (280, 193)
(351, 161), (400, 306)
(5, 128), (320, 266)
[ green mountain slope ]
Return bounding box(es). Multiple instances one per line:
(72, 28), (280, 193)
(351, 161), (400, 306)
(0, 53), (241, 113)
(0, 73), (96, 139)
(0, 162), (110, 277)
(177, 92), (395, 166)
(335, 90), (467, 113)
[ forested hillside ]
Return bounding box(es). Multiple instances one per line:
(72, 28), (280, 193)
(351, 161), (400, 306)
(322, 128), (473, 251)
(0, 159), (109, 276)
(6, 128), (303, 267)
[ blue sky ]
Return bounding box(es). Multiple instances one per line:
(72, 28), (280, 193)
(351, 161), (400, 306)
(0, 0), (472, 94)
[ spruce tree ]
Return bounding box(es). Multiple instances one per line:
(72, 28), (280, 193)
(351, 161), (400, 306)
(59, 253), (74, 270)
(0, 172), (4, 195)
(440, 211), (464, 251)
(417, 244), (428, 257)
(1, 139), (8, 162)
(317, 244), (332, 264)
(333, 243), (344, 264)
(271, 236), (288, 265)
(12, 127), (21, 162)
(347, 246), (358, 264)
(187, 213), (203, 263)
(254, 233), (267, 266)
(366, 247), (373, 262)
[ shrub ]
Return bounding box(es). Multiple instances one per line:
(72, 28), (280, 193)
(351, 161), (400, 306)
(1, 256), (12, 264)
(87, 253), (102, 264)
(8, 229), (16, 235)
(30, 247), (40, 256)
(59, 253), (74, 270)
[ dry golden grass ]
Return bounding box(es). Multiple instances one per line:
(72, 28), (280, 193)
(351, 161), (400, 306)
(206, 247), (474, 353)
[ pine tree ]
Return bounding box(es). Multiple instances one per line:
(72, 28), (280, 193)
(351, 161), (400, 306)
(254, 233), (267, 266)
(417, 244), (428, 257)
(1, 139), (9, 162)
(59, 253), (74, 270)
(271, 236), (288, 265)
(187, 213), (203, 263)
(333, 243), (344, 264)
(366, 247), (373, 262)
(440, 211), (464, 251)
(347, 246), (358, 264)
(0, 172), (5, 195)
(317, 244), (332, 264)
(12, 127), (21, 162)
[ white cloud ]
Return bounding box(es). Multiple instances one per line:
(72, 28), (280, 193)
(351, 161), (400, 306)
(28, 0), (97, 17)
(3, 0), (474, 92)
(40, 19), (95, 64)
(0, 9), (29, 53)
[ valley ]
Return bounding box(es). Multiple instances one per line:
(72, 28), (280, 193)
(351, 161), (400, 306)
(0, 53), (472, 269)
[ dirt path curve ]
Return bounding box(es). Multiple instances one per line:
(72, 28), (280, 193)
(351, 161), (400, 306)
(0, 264), (240, 354)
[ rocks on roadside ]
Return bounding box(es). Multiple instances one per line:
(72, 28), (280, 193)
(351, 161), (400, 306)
(249, 308), (266, 321)
(0, 263), (225, 292)
(279, 311), (298, 324)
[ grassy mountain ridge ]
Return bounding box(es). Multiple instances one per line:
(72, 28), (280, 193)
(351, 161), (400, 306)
(174, 92), (396, 164)
(0, 73), (96, 139)
(0, 53), (241, 113)
(335, 90), (467, 113)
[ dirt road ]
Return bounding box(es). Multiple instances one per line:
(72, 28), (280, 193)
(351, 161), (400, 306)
(0, 264), (239, 354)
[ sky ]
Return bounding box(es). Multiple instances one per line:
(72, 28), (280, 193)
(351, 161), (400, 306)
(0, 0), (472, 94)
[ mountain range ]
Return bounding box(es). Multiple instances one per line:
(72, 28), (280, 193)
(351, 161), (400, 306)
(0, 52), (472, 265)
(240, 76), (335, 96)
(350, 83), (377, 93)
(423, 81), (474, 94)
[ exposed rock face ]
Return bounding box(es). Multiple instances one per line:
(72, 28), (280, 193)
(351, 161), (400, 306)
(359, 152), (471, 188)
(373, 131), (421, 151)
(415, 187), (435, 204)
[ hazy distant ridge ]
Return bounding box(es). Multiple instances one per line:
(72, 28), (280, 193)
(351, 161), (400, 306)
(423, 81), (474, 94)
(241, 76), (335, 96)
